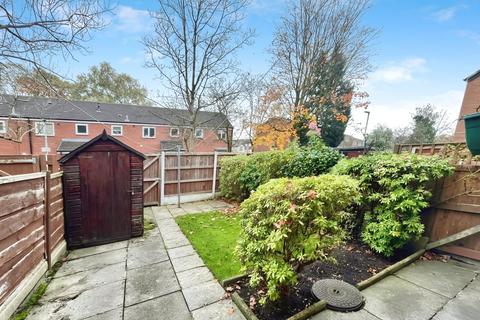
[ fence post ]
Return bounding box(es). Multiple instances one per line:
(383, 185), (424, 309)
(160, 151), (165, 206)
(176, 146), (181, 208)
(44, 171), (52, 269)
(157, 154), (161, 205)
(212, 151), (218, 199)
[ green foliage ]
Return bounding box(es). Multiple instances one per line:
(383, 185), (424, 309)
(306, 51), (354, 147)
(333, 153), (454, 256)
(282, 135), (343, 177)
(236, 175), (360, 303)
(219, 155), (250, 201)
(176, 211), (242, 280)
(239, 150), (290, 195)
(367, 125), (395, 151)
(219, 136), (342, 201)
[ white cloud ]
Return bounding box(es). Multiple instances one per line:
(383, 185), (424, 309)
(346, 89), (464, 138)
(431, 6), (462, 22)
(115, 5), (152, 34)
(369, 58), (427, 84)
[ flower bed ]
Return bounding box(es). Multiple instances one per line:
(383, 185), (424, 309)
(229, 242), (402, 320)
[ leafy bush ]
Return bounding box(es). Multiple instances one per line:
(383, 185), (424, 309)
(219, 136), (342, 201)
(236, 175), (360, 303)
(333, 153), (454, 256)
(239, 150), (291, 195)
(282, 136), (343, 177)
(219, 155), (249, 201)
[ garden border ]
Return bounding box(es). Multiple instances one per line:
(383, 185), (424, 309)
(229, 249), (426, 320)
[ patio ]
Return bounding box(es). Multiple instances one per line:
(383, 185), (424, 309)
(26, 200), (244, 320)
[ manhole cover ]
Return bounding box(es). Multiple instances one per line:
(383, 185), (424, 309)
(311, 279), (364, 312)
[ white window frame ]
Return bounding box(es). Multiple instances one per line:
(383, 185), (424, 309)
(170, 127), (180, 137)
(217, 129), (226, 140)
(195, 128), (204, 139)
(35, 121), (55, 136)
(143, 126), (156, 138)
(111, 125), (123, 136)
(75, 123), (89, 135)
(0, 120), (6, 134)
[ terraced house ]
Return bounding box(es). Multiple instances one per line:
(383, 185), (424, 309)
(0, 95), (233, 155)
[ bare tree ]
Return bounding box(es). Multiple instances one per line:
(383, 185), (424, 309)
(271, 0), (375, 108)
(0, 0), (110, 72)
(144, 0), (254, 150)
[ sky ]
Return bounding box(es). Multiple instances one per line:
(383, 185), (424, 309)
(56, 0), (480, 138)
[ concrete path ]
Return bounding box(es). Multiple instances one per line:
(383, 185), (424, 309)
(311, 259), (480, 320)
(26, 200), (244, 320)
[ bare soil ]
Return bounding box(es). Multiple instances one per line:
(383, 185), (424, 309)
(232, 242), (400, 320)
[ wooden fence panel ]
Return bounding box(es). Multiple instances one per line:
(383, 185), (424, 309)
(143, 152), (242, 205)
(0, 171), (66, 313)
(423, 165), (480, 260)
(0, 155), (60, 176)
(0, 173), (46, 305)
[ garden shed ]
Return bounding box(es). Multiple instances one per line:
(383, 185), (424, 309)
(59, 130), (146, 248)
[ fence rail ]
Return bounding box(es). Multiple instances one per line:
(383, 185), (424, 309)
(143, 152), (241, 205)
(0, 155), (60, 176)
(394, 142), (478, 165)
(0, 171), (66, 319)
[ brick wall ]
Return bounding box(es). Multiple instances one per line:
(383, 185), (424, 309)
(453, 76), (480, 142)
(0, 119), (230, 155)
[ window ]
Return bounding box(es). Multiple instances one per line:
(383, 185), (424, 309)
(75, 123), (88, 135)
(143, 126), (156, 138)
(195, 128), (204, 139)
(0, 120), (6, 134)
(217, 129), (226, 140)
(35, 121), (55, 136)
(170, 127), (180, 137)
(111, 125), (123, 136)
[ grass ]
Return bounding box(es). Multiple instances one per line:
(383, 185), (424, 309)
(176, 211), (242, 281)
(144, 217), (156, 232)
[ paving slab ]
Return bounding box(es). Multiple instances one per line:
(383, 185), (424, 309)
(128, 230), (163, 248)
(29, 280), (125, 320)
(310, 309), (381, 320)
(125, 261), (180, 306)
(168, 245), (196, 259)
(395, 260), (476, 298)
(181, 204), (203, 214)
(362, 276), (448, 320)
(55, 248), (127, 278)
(127, 242), (169, 269)
(177, 266), (215, 289)
(43, 262), (126, 300)
(67, 241), (128, 260)
(182, 280), (225, 311)
(169, 207), (188, 217)
(171, 253), (205, 272)
(152, 207), (172, 220)
(83, 308), (123, 320)
(163, 234), (191, 248)
(433, 277), (480, 320)
(192, 299), (244, 320)
(124, 292), (192, 320)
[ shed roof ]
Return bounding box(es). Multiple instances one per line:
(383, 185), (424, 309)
(464, 69), (480, 82)
(59, 130), (146, 163)
(0, 95), (233, 128)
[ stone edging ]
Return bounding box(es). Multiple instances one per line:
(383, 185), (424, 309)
(231, 249), (426, 320)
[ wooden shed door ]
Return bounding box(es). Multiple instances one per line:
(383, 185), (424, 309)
(79, 151), (131, 245)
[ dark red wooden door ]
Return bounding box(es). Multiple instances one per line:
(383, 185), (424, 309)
(79, 151), (131, 245)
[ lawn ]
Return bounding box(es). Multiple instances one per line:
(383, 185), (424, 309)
(175, 211), (242, 281)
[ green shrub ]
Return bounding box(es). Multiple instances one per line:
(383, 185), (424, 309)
(239, 150), (290, 194)
(236, 175), (360, 303)
(219, 155), (249, 201)
(282, 136), (343, 177)
(333, 153), (454, 256)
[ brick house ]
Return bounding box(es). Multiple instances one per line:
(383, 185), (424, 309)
(0, 95), (233, 155)
(453, 69), (480, 142)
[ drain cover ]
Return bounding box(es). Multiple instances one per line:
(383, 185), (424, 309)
(312, 279), (364, 312)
